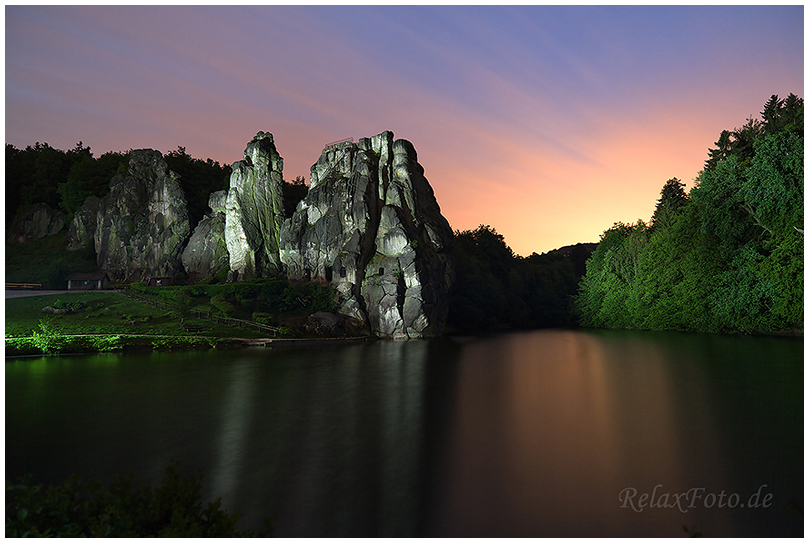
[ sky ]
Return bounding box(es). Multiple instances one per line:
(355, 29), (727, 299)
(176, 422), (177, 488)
(5, 5), (804, 256)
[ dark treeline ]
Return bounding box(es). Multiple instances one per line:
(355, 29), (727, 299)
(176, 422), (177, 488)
(5, 143), (307, 231)
(446, 225), (595, 332)
(576, 94), (803, 334)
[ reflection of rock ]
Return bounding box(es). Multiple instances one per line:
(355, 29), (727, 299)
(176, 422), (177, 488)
(94, 149), (190, 281)
(280, 131), (454, 338)
(67, 196), (100, 250)
(7, 202), (65, 243)
(225, 132), (285, 279)
(181, 191), (229, 279)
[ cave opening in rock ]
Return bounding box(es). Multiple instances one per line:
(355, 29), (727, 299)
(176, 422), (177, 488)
(396, 272), (406, 319)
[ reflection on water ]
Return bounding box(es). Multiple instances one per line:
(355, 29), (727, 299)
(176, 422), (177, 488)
(5, 330), (802, 537)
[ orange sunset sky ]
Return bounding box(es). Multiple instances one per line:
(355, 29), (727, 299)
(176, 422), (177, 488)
(5, 5), (804, 256)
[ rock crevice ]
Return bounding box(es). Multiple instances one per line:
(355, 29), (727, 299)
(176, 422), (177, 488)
(280, 131), (454, 338)
(94, 149), (190, 281)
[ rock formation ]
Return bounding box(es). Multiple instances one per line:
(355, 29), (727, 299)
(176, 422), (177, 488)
(224, 132), (285, 280)
(181, 190), (229, 279)
(279, 131), (454, 338)
(7, 202), (65, 243)
(94, 149), (190, 281)
(67, 196), (100, 250)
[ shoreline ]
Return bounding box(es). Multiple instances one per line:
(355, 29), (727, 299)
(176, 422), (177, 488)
(5, 333), (373, 359)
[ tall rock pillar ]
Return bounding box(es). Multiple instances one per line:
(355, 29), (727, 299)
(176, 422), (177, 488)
(224, 131), (285, 279)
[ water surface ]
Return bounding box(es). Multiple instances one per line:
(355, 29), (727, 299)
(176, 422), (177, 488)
(5, 330), (803, 537)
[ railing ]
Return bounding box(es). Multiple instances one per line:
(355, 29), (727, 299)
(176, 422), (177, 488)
(6, 283), (42, 290)
(190, 309), (279, 336)
(325, 137), (354, 148)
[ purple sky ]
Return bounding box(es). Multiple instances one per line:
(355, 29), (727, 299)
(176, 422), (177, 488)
(5, 5), (803, 255)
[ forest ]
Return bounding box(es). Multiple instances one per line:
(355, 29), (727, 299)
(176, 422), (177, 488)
(576, 94), (803, 334)
(5, 144), (308, 232)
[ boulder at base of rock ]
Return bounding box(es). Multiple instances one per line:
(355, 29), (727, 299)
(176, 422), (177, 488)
(302, 312), (345, 336)
(67, 196), (100, 250)
(7, 202), (65, 243)
(225, 132), (285, 279)
(280, 131), (454, 338)
(94, 149), (190, 281)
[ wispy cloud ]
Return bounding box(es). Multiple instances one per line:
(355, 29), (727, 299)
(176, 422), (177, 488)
(5, 5), (802, 255)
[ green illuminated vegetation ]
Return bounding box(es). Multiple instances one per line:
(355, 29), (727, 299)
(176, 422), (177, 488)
(577, 94), (803, 334)
(5, 278), (339, 356)
(6, 461), (272, 537)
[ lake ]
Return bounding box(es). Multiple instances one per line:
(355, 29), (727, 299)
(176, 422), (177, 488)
(5, 329), (803, 537)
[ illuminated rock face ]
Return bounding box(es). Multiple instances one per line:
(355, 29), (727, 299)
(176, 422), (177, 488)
(224, 132), (285, 279)
(67, 196), (100, 250)
(279, 131), (454, 338)
(181, 191), (228, 279)
(94, 149), (190, 281)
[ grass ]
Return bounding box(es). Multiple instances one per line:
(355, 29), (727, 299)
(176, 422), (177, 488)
(5, 292), (270, 340)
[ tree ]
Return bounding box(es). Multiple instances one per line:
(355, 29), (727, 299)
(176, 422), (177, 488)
(164, 146), (230, 230)
(5, 461), (272, 537)
(579, 92), (803, 334)
(651, 177), (688, 230)
(282, 176), (308, 218)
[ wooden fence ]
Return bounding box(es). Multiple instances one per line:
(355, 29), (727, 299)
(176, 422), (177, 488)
(6, 283), (42, 290)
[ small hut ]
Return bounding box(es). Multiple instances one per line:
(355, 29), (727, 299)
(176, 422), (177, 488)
(66, 272), (110, 291)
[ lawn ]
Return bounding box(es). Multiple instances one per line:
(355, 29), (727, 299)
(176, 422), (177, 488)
(5, 291), (269, 339)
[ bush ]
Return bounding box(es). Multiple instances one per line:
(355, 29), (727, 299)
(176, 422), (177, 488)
(172, 272), (188, 286)
(130, 282), (147, 292)
(89, 335), (123, 352)
(30, 318), (65, 354)
(214, 267), (229, 283)
(5, 461), (272, 537)
(251, 312), (274, 325)
(210, 295), (235, 316)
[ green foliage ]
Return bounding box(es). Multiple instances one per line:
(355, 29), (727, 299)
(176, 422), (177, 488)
(174, 290), (194, 319)
(164, 146), (231, 230)
(282, 176), (308, 218)
(214, 267), (230, 283)
(6, 232), (98, 289)
(172, 271), (189, 286)
(651, 177), (688, 230)
(5, 461), (271, 537)
(577, 93), (803, 334)
(57, 150), (129, 215)
(210, 295), (236, 316)
(30, 318), (65, 354)
(252, 312), (274, 325)
(4, 292), (271, 349)
(90, 335), (123, 352)
(5, 142), (118, 222)
(130, 282), (147, 292)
